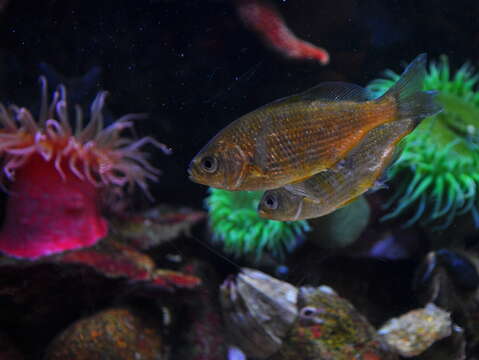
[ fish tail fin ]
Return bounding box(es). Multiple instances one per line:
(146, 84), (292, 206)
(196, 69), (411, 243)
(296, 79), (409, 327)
(381, 53), (443, 124)
(398, 90), (442, 125)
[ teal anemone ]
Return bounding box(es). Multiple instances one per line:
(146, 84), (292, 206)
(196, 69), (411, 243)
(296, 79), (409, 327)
(368, 55), (479, 229)
(206, 188), (310, 259)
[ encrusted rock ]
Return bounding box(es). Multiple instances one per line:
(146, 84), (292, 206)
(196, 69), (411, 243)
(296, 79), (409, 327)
(45, 307), (168, 360)
(378, 303), (452, 357)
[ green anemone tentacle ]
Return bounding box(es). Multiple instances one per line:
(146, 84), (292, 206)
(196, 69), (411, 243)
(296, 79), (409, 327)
(402, 195), (427, 228)
(369, 55), (479, 229)
(205, 188), (310, 259)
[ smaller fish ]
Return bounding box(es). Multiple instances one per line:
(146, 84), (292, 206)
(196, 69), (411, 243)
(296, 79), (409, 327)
(258, 119), (416, 220)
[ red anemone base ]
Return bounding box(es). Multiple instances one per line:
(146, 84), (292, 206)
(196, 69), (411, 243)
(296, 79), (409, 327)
(0, 155), (108, 259)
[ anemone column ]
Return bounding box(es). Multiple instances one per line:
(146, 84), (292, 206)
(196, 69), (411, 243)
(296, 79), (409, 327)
(0, 154), (108, 259)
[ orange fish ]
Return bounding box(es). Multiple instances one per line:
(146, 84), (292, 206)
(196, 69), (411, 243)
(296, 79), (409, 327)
(258, 119), (416, 220)
(188, 54), (440, 191)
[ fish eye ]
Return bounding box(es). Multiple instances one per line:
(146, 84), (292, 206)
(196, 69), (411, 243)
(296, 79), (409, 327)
(200, 156), (218, 173)
(263, 194), (278, 210)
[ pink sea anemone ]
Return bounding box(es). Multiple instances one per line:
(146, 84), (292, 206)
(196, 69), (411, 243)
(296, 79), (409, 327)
(0, 77), (170, 259)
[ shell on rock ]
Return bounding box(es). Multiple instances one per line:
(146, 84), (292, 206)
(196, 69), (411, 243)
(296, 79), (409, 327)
(219, 268), (298, 359)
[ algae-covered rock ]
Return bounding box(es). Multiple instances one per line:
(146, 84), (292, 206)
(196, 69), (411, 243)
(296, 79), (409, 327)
(44, 307), (168, 360)
(273, 286), (395, 360)
(221, 268), (457, 359)
(378, 303), (452, 357)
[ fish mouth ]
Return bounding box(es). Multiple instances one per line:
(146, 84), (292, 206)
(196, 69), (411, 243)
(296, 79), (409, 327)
(187, 167), (194, 182)
(188, 173), (201, 184)
(257, 208), (268, 219)
(187, 162), (199, 183)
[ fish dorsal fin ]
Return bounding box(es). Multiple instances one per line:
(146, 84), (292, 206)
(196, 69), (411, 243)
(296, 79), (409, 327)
(282, 82), (374, 104)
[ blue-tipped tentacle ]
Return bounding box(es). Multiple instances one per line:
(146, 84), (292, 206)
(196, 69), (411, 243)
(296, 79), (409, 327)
(402, 194), (427, 228)
(432, 199), (459, 231)
(434, 181), (457, 219)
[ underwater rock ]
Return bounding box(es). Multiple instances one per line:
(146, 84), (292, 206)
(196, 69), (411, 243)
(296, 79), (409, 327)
(173, 260), (227, 360)
(0, 262), (123, 355)
(70, 239), (202, 290)
(0, 201), (202, 355)
(0, 235), (201, 291)
(378, 303), (452, 357)
(414, 249), (479, 351)
(285, 250), (417, 327)
(44, 307), (168, 360)
(416, 324), (466, 360)
(273, 286), (394, 360)
(220, 268), (298, 358)
(308, 196), (370, 249)
(0, 226), (200, 355)
(221, 268), (457, 359)
(111, 205), (206, 250)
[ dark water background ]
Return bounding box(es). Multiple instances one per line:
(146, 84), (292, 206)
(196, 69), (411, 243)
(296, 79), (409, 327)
(0, 0), (477, 206)
(0, 2), (477, 358)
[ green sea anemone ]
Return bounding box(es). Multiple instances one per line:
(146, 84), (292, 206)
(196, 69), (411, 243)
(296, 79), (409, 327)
(367, 55), (479, 230)
(206, 188), (310, 259)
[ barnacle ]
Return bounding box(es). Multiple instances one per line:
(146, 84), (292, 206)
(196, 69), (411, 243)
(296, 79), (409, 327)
(206, 188), (310, 259)
(368, 55), (479, 229)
